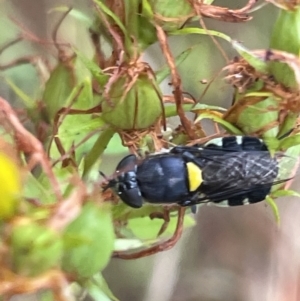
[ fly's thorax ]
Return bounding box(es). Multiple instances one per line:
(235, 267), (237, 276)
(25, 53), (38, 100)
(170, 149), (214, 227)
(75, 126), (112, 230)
(135, 154), (191, 203)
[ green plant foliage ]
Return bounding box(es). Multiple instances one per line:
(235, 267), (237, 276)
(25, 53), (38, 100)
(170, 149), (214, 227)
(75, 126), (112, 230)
(270, 8), (300, 89)
(11, 221), (63, 276)
(43, 63), (75, 120)
(2, 1), (300, 299)
(62, 202), (115, 280)
(226, 94), (280, 138)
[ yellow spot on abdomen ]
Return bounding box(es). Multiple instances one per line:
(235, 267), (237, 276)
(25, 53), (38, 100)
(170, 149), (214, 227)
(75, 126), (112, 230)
(186, 162), (203, 192)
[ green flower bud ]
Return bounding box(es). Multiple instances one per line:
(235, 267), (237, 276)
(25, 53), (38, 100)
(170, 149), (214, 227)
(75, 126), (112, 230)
(101, 64), (163, 130)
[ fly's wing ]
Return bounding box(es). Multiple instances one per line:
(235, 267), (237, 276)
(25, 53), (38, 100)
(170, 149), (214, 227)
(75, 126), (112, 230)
(271, 151), (299, 192)
(190, 150), (286, 206)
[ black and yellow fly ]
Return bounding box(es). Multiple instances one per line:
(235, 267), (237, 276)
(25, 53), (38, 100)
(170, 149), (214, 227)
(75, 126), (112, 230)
(104, 136), (292, 208)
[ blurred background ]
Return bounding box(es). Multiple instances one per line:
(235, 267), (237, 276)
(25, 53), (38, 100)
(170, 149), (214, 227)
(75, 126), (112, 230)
(2, 0), (300, 300)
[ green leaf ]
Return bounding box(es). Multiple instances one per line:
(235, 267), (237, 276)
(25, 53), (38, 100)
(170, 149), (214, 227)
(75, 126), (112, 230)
(23, 172), (54, 204)
(62, 202), (115, 279)
(43, 63), (74, 120)
(156, 47), (193, 83)
(127, 213), (195, 241)
(192, 103), (227, 111)
(57, 117), (106, 140)
(75, 49), (109, 85)
(195, 112), (243, 135)
(164, 104), (194, 117)
(12, 222), (63, 277)
(272, 189), (300, 198)
(86, 274), (119, 301)
(114, 238), (144, 251)
(269, 8), (300, 89)
(50, 80), (104, 164)
(93, 0), (133, 55)
(5, 77), (35, 108)
(279, 134), (300, 150)
(147, 0), (194, 31)
(104, 133), (129, 155)
(112, 203), (165, 220)
(265, 195), (280, 225)
(239, 95), (279, 138)
(124, 0), (139, 41)
(278, 112), (298, 139)
(83, 127), (115, 178)
(170, 27), (231, 42)
(231, 41), (269, 73)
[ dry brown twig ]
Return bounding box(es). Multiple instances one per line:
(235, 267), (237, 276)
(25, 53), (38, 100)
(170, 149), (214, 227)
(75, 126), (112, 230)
(47, 178), (86, 232)
(155, 25), (197, 139)
(0, 96), (62, 201)
(10, 15), (70, 48)
(94, 2), (125, 64)
(191, 0), (258, 22)
(0, 269), (71, 301)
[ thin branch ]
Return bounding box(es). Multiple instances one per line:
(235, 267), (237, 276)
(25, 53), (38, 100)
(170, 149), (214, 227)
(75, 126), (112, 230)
(155, 25), (197, 139)
(0, 97), (62, 201)
(52, 7), (73, 56)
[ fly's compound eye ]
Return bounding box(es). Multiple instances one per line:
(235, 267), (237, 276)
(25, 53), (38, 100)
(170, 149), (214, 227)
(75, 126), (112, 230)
(117, 171), (143, 208)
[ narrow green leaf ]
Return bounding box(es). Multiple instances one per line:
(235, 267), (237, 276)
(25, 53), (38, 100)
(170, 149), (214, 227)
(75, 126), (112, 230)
(58, 117), (106, 139)
(278, 112), (298, 139)
(43, 63), (74, 120)
(272, 189), (300, 198)
(265, 195), (280, 225)
(170, 27), (231, 42)
(164, 104), (194, 117)
(75, 49), (109, 85)
(83, 127), (115, 178)
(5, 77), (35, 108)
(156, 47), (193, 83)
(114, 238), (144, 251)
(231, 41), (269, 73)
(86, 274), (120, 301)
(93, 0), (132, 54)
(164, 103), (226, 118)
(192, 103), (227, 111)
(279, 134), (300, 150)
(141, 0), (154, 19)
(195, 112), (243, 135)
(128, 214), (195, 241)
(23, 172), (54, 204)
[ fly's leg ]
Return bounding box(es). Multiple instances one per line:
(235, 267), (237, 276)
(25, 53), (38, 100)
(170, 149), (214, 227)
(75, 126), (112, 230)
(113, 207), (186, 259)
(149, 207), (171, 237)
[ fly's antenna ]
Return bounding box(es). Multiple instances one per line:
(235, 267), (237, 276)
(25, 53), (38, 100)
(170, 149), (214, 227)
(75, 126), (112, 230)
(99, 171), (108, 180)
(100, 171), (117, 191)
